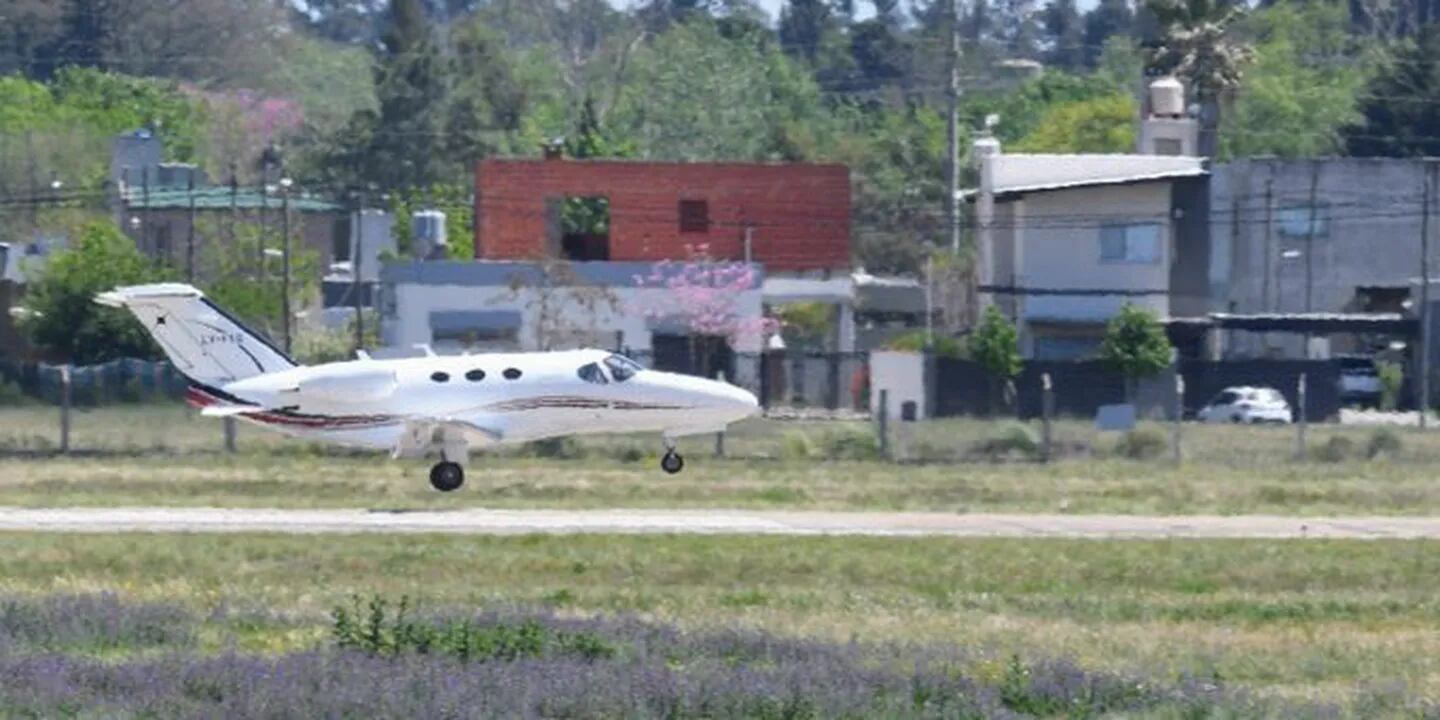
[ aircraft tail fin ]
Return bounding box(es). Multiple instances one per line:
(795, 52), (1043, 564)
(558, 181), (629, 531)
(96, 283), (297, 386)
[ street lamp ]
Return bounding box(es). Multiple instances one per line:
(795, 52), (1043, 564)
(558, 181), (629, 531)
(278, 178), (293, 356)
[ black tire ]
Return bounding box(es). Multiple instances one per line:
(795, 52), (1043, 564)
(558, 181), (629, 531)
(660, 451), (684, 475)
(429, 462), (465, 492)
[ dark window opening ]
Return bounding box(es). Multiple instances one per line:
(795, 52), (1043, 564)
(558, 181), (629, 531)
(604, 354), (642, 382)
(577, 363), (608, 384)
(679, 199), (709, 233)
(465, 369), (485, 382)
(555, 195), (610, 261)
(503, 368), (522, 380)
(431, 371), (450, 383)
(332, 214), (353, 263)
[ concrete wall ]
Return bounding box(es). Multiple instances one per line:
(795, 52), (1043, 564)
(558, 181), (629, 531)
(869, 350), (926, 420)
(475, 159), (851, 272)
(1211, 158), (1432, 357)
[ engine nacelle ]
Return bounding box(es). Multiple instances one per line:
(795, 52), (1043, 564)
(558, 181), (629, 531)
(297, 367), (398, 403)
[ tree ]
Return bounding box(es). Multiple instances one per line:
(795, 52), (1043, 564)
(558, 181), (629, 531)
(495, 256), (620, 351)
(1343, 24), (1440, 157)
(1083, 0), (1134, 67)
(1145, 0), (1253, 157)
(1043, 0), (1086, 70)
(366, 0), (448, 190)
(1225, 0), (1371, 159)
(21, 222), (166, 363)
(1011, 93), (1136, 152)
(968, 304), (1022, 414)
(1099, 303), (1174, 398)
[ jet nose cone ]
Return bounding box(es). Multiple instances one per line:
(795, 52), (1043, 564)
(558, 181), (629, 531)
(715, 382), (760, 419)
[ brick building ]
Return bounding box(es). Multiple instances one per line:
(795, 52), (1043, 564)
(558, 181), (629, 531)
(473, 158), (851, 272)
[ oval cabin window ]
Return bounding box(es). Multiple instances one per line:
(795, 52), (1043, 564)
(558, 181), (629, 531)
(430, 371), (450, 383)
(465, 369), (485, 382)
(503, 368), (522, 380)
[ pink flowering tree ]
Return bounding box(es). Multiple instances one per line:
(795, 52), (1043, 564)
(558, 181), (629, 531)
(633, 244), (780, 377)
(183, 86), (304, 180)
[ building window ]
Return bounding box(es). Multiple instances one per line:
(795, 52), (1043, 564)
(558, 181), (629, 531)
(1277, 205), (1328, 238)
(679, 200), (709, 233)
(332, 214), (352, 262)
(1099, 223), (1162, 264)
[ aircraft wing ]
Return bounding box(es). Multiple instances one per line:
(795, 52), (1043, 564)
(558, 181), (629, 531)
(392, 415), (505, 458)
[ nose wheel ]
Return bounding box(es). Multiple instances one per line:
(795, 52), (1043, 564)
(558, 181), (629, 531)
(429, 461), (465, 492)
(660, 450), (684, 474)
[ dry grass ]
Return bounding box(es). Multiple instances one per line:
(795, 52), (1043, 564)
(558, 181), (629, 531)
(4, 405), (1440, 514)
(1, 532), (1437, 709)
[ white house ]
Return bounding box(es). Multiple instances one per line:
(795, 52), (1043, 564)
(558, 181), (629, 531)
(378, 260), (767, 387)
(969, 146), (1207, 359)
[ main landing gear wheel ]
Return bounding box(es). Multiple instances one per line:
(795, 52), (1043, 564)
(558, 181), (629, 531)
(429, 461), (465, 492)
(660, 451), (685, 475)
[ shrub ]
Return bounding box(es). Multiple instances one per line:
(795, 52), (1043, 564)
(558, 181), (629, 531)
(0, 380), (33, 407)
(1367, 428), (1403, 460)
(1114, 428), (1167, 460)
(1377, 361), (1404, 411)
(331, 595), (615, 662)
(781, 431), (818, 460)
(1313, 436), (1355, 463)
(821, 427), (880, 460)
(972, 422), (1040, 461)
(524, 437), (585, 459)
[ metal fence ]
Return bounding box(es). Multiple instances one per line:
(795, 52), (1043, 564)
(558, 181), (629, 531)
(0, 358), (187, 405)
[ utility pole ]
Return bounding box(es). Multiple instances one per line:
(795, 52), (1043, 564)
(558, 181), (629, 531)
(1304, 161), (1319, 314)
(258, 173), (268, 279)
(945, 0), (963, 255)
(1262, 179), (1273, 312)
(353, 194), (365, 353)
(280, 178), (293, 355)
(1422, 163), (1432, 427)
(186, 170), (196, 283)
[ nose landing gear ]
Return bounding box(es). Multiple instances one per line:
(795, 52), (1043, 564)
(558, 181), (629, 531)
(660, 436), (684, 474)
(429, 461), (465, 492)
(660, 451), (684, 474)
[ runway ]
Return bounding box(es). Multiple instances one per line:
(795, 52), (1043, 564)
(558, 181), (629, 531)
(1, 507), (1439, 539)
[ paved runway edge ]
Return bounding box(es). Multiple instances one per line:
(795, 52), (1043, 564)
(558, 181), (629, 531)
(1, 507), (1439, 538)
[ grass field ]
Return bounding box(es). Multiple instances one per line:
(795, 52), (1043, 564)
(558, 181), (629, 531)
(6, 404), (1440, 514)
(0, 532), (1436, 714)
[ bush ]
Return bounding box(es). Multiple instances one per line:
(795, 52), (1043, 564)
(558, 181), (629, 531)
(1313, 436), (1355, 463)
(0, 380), (33, 407)
(781, 431), (818, 460)
(1114, 428), (1167, 460)
(972, 422), (1040, 461)
(1367, 428), (1403, 459)
(331, 595), (615, 662)
(821, 427), (881, 460)
(524, 437), (585, 459)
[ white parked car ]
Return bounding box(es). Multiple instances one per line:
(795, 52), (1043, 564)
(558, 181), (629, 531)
(1197, 386), (1294, 424)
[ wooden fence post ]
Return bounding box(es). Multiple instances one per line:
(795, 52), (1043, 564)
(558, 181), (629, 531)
(59, 365), (71, 455)
(714, 371), (726, 457)
(1172, 373), (1185, 465)
(1041, 373), (1054, 463)
(877, 389), (889, 460)
(223, 417), (237, 453)
(1295, 373), (1308, 461)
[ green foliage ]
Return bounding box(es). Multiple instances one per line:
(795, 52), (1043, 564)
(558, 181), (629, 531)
(387, 184), (475, 260)
(22, 222), (167, 363)
(962, 72), (1127, 147)
(1011, 93), (1135, 153)
(1367, 428), (1403, 460)
(1313, 435), (1356, 463)
(972, 422), (1041, 461)
(1377, 360), (1404, 412)
(197, 219), (321, 347)
(968, 305), (1023, 380)
(1346, 26), (1440, 157)
(776, 302), (833, 350)
(1099, 304), (1173, 381)
(1223, 0), (1372, 159)
(331, 595), (615, 662)
(1115, 428), (1168, 460)
(886, 330), (965, 359)
(525, 437), (586, 460)
(821, 427), (881, 461)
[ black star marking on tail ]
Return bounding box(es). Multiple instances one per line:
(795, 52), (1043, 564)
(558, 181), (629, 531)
(155, 314), (167, 326)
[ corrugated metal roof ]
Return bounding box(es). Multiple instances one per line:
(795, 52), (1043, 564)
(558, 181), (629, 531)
(121, 186), (341, 212)
(960, 153), (1207, 199)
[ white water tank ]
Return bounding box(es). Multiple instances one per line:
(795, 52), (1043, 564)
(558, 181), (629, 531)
(1149, 77), (1185, 118)
(971, 135), (1001, 168)
(412, 210), (447, 260)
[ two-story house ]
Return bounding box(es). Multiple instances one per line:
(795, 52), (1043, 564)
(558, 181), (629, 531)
(970, 143), (1207, 359)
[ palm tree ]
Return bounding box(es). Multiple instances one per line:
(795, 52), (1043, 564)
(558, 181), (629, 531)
(1144, 0), (1253, 158)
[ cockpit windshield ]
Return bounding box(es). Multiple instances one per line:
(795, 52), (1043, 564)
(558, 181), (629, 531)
(604, 354), (642, 382)
(577, 362), (608, 384)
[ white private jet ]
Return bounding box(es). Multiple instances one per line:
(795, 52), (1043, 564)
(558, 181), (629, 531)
(97, 283), (759, 492)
